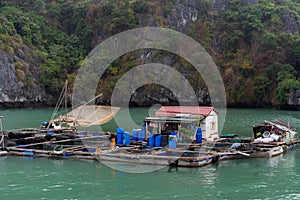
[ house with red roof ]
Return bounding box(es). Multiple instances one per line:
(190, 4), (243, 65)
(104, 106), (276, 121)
(144, 106), (219, 143)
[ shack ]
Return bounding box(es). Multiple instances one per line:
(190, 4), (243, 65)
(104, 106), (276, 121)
(253, 119), (298, 143)
(144, 106), (219, 143)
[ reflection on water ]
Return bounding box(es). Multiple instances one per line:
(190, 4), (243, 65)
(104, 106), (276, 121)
(0, 151), (300, 199)
(267, 153), (284, 167)
(101, 161), (166, 173)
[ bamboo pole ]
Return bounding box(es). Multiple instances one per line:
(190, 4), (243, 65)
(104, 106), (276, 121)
(7, 147), (51, 154)
(9, 135), (109, 148)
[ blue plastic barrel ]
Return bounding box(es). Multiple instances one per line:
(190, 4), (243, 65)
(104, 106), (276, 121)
(170, 131), (177, 136)
(92, 133), (103, 136)
(132, 129), (138, 141)
(168, 135), (177, 148)
(23, 151), (34, 156)
(196, 127), (202, 143)
(88, 148), (96, 153)
(148, 134), (155, 147)
(116, 133), (123, 145)
(42, 121), (48, 126)
(138, 129), (145, 141)
(155, 134), (162, 147)
(47, 130), (56, 135)
(123, 132), (130, 146)
(116, 127), (125, 134)
(76, 131), (87, 136)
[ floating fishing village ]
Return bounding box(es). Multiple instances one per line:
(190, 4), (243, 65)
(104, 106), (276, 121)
(0, 103), (298, 168)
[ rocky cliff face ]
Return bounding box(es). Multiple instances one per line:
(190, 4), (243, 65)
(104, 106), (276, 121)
(0, 0), (299, 109)
(120, 1), (210, 106)
(137, 0), (299, 108)
(0, 49), (46, 108)
(94, 0), (300, 108)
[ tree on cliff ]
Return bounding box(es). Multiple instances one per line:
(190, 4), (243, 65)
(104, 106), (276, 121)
(0, 0), (299, 108)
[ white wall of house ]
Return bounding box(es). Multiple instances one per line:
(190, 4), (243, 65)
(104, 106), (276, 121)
(199, 110), (218, 140)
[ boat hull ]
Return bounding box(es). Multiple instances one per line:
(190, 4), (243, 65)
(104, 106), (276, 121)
(219, 146), (284, 160)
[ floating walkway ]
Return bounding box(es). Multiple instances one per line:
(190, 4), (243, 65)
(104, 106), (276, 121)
(1, 129), (299, 167)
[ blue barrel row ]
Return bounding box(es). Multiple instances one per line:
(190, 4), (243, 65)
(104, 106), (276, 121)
(147, 134), (162, 147)
(131, 129), (146, 141)
(115, 127), (203, 147)
(116, 128), (130, 146)
(116, 128), (163, 147)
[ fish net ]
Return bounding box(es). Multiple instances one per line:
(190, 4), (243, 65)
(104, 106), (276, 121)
(56, 105), (120, 127)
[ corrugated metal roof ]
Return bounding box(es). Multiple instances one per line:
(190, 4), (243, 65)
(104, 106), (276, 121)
(266, 119), (296, 131)
(144, 116), (198, 123)
(155, 106), (218, 117)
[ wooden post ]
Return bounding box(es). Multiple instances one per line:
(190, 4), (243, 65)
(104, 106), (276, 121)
(158, 122), (162, 134)
(65, 80), (68, 126)
(145, 121), (148, 137)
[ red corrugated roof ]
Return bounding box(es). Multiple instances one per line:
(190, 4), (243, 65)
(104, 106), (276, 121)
(155, 106), (218, 117)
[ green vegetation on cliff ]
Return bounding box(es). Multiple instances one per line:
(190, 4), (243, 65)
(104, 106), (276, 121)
(0, 0), (299, 108)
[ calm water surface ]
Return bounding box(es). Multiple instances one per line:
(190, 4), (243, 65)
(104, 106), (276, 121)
(0, 108), (300, 200)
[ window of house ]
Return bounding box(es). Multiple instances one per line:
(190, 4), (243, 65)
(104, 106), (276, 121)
(210, 122), (216, 130)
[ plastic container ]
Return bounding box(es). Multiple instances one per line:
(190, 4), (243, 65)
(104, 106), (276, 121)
(170, 131), (177, 136)
(262, 137), (274, 143)
(148, 134), (155, 147)
(76, 131), (87, 136)
(47, 130), (56, 135)
(196, 128), (202, 143)
(142, 141), (147, 147)
(155, 134), (162, 147)
(263, 131), (271, 138)
(116, 132), (123, 145)
(132, 129), (138, 141)
(92, 133), (103, 136)
(116, 128), (125, 134)
(41, 121), (48, 127)
(138, 129), (145, 141)
(23, 151), (34, 156)
(270, 133), (280, 141)
(123, 132), (130, 146)
(88, 148), (96, 153)
(168, 135), (177, 148)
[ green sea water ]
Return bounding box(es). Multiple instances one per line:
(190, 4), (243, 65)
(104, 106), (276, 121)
(0, 108), (300, 199)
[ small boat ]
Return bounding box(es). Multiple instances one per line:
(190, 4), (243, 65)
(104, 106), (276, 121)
(214, 119), (299, 160)
(252, 119), (298, 144)
(218, 146), (284, 160)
